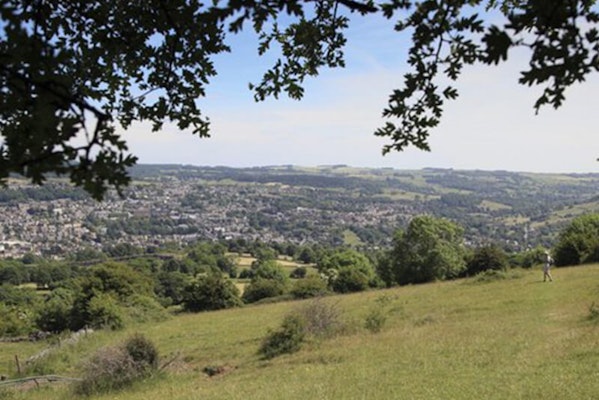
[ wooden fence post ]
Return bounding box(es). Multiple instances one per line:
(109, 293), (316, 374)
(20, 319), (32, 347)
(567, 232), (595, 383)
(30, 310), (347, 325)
(14, 355), (21, 375)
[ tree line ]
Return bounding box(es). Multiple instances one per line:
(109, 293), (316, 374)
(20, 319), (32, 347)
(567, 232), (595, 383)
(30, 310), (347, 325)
(1, 213), (598, 338)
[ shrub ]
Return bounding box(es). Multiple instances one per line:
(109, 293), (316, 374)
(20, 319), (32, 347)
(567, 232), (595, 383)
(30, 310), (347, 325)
(84, 262), (155, 300)
(295, 299), (344, 338)
(75, 345), (139, 396)
(124, 294), (169, 323)
(87, 293), (125, 330)
(553, 213), (599, 266)
(331, 267), (371, 293)
(154, 271), (189, 306)
(74, 334), (159, 396)
(124, 333), (159, 372)
(0, 303), (34, 337)
(290, 275), (329, 299)
(465, 243), (508, 276)
(512, 246), (546, 269)
(182, 273), (241, 312)
(238, 269), (255, 279)
(0, 284), (39, 307)
(242, 278), (287, 304)
(258, 314), (306, 359)
(364, 309), (387, 333)
(364, 295), (394, 333)
(318, 249), (378, 292)
(290, 266), (307, 278)
(252, 260), (289, 283)
(35, 288), (74, 333)
(387, 215), (466, 285)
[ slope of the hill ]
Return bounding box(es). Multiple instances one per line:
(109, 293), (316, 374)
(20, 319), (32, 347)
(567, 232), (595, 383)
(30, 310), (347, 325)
(2, 265), (599, 399)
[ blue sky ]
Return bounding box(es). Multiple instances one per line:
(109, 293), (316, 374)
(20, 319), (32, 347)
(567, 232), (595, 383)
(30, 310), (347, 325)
(121, 9), (598, 173)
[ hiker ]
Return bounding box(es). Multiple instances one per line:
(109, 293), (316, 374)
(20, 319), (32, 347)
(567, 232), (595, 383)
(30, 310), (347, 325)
(543, 251), (553, 282)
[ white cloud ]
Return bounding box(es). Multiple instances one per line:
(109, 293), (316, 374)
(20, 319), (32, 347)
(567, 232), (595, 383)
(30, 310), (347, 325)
(121, 34), (598, 173)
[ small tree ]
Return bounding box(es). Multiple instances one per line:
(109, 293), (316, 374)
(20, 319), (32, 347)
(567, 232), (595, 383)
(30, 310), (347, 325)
(154, 271), (190, 306)
(35, 288), (74, 333)
(290, 275), (329, 299)
(318, 249), (378, 293)
(242, 278), (287, 304)
(465, 243), (508, 276)
(242, 260), (290, 303)
(87, 293), (125, 330)
(182, 273), (241, 312)
(290, 266), (307, 279)
(553, 213), (599, 266)
(386, 215), (466, 285)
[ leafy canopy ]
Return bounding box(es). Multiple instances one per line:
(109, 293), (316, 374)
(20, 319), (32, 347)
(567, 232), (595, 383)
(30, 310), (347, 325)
(553, 213), (599, 266)
(386, 215), (466, 284)
(2, 1), (598, 198)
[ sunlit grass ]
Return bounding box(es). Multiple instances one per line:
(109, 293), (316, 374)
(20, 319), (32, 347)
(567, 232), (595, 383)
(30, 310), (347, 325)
(3, 265), (598, 399)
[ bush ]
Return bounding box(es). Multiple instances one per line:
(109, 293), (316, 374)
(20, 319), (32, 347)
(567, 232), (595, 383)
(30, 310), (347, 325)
(387, 215), (466, 285)
(318, 249), (378, 292)
(238, 269), (255, 279)
(0, 303), (34, 337)
(290, 266), (307, 278)
(553, 213), (599, 266)
(512, 246), (546, 269)
(35, 288), (74, 333)
(295, 299), (344, 338)
(74, 334), (159, 396)
(87, 293), (125, 330)
(258, 314), (306, 359)
(465, 243), (508, 276)
(124, 333), (159, 372)
(0, 284), (39, 307)
(124, 294), (169, 323)
(364, 309), (387, 333)
(290, 275), (329, 299)
(154, 271), (189, 306)
(242, 278), (287, 304)
(364, 295), (394, 333)
(331, 267), (371, 293)
(182, 273), (241, 312)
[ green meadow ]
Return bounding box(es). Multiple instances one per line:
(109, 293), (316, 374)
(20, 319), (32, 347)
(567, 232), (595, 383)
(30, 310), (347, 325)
(2, 265), (598, 400)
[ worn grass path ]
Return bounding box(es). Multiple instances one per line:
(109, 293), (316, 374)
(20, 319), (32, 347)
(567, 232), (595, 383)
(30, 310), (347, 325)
(2, 265), (598, 399)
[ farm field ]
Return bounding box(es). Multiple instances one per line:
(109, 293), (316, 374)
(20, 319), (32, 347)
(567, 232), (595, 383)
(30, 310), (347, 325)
(1, 264), (598, 399)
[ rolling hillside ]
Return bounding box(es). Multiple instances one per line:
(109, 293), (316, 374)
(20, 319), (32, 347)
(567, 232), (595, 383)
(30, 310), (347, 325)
(2, 264), (598, 399)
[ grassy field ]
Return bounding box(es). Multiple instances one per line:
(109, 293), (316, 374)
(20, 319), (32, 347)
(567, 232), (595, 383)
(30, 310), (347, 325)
(2, 265), (598, 399)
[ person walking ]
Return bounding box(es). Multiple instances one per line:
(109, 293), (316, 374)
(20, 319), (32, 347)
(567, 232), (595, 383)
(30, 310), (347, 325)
(543, 251), (553, 282)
